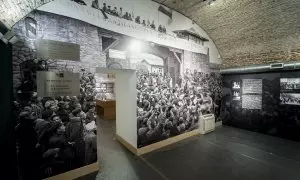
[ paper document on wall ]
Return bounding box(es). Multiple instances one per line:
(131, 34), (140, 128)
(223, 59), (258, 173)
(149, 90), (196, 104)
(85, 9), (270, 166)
(242, 95), (262, 109)
(242, 79), (262, 94)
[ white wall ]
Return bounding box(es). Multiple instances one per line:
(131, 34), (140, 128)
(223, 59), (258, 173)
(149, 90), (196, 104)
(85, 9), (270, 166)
(96, 67), (137, 148)
(115, 70), (137, 148)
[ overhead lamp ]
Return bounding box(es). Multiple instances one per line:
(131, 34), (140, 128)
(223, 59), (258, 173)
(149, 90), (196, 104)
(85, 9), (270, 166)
(129, 39), (143, 53)
(208, 0), (216, 5)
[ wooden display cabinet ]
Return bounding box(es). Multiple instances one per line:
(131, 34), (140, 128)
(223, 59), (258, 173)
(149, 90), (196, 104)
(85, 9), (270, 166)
(96, 100), (116, 120)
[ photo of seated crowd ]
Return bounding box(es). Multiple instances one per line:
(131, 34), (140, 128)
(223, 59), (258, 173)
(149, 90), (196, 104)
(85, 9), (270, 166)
(14, 59), (97, 179)
(137, 69), (222, 148)
(72, 0), (167, 33)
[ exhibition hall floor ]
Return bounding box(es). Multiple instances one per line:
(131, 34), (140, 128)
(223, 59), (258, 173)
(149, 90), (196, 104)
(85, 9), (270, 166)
(95, 119), (300, 180)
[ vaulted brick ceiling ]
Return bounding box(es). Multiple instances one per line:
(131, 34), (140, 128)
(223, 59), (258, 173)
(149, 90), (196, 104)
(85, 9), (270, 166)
(1, 0), (300, 68)
(154, 0), (300, 68)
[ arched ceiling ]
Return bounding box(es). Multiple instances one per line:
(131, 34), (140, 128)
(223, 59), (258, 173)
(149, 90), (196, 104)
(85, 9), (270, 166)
(154, 0), (300, 68)
(1, 0), (300, 68)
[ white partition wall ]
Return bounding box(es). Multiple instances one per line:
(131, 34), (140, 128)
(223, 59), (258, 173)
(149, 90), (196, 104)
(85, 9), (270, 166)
(115, 70), (137, 148)
(96, 67), (137, 149)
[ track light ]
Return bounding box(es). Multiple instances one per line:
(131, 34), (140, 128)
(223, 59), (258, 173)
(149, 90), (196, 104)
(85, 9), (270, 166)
(208, 0), (216, 5)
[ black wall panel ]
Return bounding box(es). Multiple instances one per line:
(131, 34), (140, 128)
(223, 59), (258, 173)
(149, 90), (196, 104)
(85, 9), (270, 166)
(221, 71), (300, 141)
(0, 40), (17, 179)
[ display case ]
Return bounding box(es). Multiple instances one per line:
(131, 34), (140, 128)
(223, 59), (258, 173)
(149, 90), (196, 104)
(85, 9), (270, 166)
(95, 73), (115, 100)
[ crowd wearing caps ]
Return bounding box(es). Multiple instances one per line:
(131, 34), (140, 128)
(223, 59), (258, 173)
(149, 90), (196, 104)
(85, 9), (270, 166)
(14, 70), (97, 179)
(137, 70), (222, 147)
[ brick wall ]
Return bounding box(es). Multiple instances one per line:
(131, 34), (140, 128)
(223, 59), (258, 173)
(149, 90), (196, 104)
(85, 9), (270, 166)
(222, 49), (300, 68)
(158, 0), (300, 68)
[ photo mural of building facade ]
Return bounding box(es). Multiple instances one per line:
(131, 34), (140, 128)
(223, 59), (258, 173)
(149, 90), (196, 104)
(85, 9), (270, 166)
(12, 11), (101, 180)
(11, 0), (222, 179)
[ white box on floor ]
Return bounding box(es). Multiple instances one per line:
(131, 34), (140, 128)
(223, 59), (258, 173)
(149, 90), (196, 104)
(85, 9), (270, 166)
(199, 114), (215, 134)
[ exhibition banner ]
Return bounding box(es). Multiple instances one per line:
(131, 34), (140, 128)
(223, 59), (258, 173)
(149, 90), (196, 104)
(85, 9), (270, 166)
(38, 0), (208, 55)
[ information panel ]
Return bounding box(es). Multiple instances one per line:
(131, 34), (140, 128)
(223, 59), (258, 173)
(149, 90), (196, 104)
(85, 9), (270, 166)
(37, 71), (80, 97)
(242, 79), (262, 94)
(242, 95), (262, 110)
(36, 39), (80, 61)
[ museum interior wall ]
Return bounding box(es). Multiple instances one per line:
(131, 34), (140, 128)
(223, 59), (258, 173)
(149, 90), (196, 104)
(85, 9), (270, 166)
(2, 0), (300, 179)
(222, 71), (300, 142)
(7, 0), (223, 179)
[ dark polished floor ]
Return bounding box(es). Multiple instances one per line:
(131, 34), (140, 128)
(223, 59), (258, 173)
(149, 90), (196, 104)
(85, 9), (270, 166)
(95, 119), (300, 180)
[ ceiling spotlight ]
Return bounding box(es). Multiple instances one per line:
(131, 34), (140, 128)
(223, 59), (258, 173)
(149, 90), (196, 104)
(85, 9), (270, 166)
(129, 39), (142, 53)
(208, 0), (216, 5)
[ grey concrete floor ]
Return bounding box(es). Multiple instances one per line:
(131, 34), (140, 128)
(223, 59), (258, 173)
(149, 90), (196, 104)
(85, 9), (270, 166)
(93, 119), (300, 180)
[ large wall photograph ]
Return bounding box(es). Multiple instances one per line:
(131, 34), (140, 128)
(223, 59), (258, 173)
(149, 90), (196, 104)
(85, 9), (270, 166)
(280, 78), (300, 105)
(11, 0), (222, 178)
(12, 12), (99, 179)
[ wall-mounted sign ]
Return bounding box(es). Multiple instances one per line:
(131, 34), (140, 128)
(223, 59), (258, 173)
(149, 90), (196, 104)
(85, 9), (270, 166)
(37, 71), (80, 97)
(109, 49), (127, 60)
(233, 91), (241, 101)
(36, 39), (80, 61)
(242, 79), (262, 94)
(242, 95), (262, 109)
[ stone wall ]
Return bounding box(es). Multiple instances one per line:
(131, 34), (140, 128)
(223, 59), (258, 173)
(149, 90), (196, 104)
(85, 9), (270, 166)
(183, 50), (210, 73)
(12, 11), (106, 90)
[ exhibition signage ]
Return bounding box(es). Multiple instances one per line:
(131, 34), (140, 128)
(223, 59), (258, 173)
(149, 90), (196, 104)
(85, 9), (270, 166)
(242, 95), (262, 110)
(242, 79), (263, 110)
(242, 79), (262, 94)
(37, 71), (80, 97)
(36, 39), (80, 61)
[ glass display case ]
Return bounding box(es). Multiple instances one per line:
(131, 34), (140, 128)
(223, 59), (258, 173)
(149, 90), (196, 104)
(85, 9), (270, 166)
(95, 73), (116, 100)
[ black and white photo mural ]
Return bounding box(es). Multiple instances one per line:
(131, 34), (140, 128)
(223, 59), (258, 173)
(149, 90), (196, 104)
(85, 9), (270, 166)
(10, 0), (221, 178)
(12, 12), (99, 179)
(280, 78), (300, 105)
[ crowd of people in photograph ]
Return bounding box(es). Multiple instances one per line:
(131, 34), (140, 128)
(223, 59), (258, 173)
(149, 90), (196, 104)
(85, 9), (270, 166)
(14, 61), (97, 179)
(280, 93), (300, 105)
(136, 70), (222, 147)
(71, 0), (168, 33)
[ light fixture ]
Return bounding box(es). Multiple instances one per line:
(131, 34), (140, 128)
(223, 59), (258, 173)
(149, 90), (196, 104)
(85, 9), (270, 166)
(129, 39), (142, 52)
(208, 0), (216, 5)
